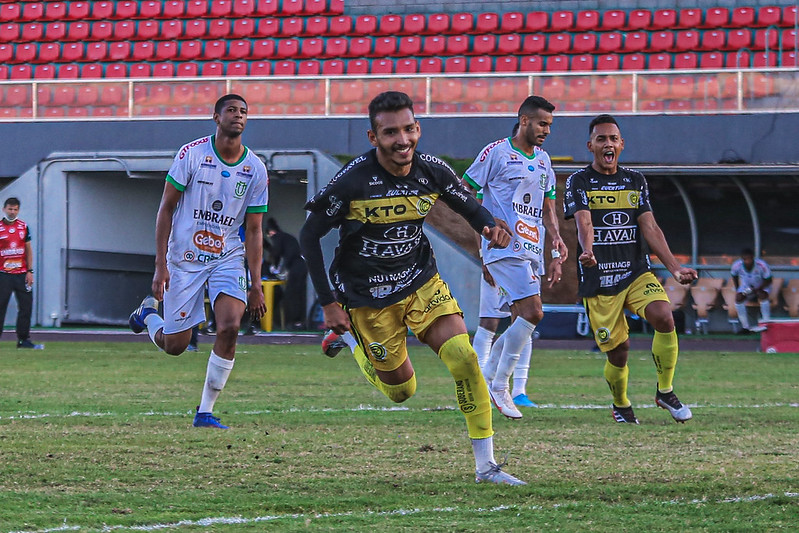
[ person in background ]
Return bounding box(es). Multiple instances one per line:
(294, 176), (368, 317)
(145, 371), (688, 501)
(265, 218), (308, 330)
(0, 197), (43, 349)
(731, 248), (772, 333)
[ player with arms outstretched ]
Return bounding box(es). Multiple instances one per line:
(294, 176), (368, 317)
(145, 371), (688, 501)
(564, 114), (696, 424)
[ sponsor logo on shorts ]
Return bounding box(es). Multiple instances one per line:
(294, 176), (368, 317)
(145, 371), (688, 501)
(596, 327), (611, 344)
(423, 288), (453, 313)
(643, 282), (664, 296)
(193, 230), (224, 254)
(368, 342), (387, 361)
(238, 276), (247, 291)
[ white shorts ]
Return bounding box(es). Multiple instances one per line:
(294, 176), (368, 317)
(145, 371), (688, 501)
(162, 257), (248, 335)
(485, 257), (541, 311)
(479, 276), (511, 319)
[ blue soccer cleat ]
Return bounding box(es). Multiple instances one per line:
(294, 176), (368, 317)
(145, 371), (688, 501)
(129, 296), (159, 334)
(512, 393), (538, 408)
(193, 408), (229, 429)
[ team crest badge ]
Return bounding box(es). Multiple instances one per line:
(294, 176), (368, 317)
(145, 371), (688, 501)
(368, 342), (388, 361)
(234, 181), (247, 198)
(596, 327), (611, 344)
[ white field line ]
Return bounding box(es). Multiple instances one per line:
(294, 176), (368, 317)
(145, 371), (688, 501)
(2, 402), (798, 421)
(9, 492), (799, 533)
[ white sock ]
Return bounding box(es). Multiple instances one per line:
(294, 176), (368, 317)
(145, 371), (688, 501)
(512, 337), (533, 398)
(341, 331), (358, 352)
(735, 302), (750, 329)
(144, 313), (164, 346)
(198, 351), (235, 414)
(491, 318), (535, 392)
(481, 332), (505, 384)
(760, 300), (771, 322)
(471, 435), (497, 473)
(473, 326), (495, 368)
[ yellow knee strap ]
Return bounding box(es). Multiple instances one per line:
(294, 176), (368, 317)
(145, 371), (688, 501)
(439, 333), (493, 439)
(380, 374), (417, 403)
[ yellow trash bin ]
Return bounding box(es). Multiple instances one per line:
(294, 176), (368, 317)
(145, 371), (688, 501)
(260, 280), (285, 332)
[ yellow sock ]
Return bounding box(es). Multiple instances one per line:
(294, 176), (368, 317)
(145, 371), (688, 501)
(652, 330), (679, 393)
(352, 346), (416, 403)
(604, 360), (630, 408)
(438, 334), (493, 440)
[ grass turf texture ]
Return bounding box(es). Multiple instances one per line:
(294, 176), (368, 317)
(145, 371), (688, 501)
(1, 341), (797, 532)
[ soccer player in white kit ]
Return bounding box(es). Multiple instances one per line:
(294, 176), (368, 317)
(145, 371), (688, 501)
(463, 96), (568, 419)
(129, 94), (268, 429)
(731, 248), (773, 333)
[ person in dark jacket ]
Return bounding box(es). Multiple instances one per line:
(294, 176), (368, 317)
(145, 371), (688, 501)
(265, 218), (308, 330)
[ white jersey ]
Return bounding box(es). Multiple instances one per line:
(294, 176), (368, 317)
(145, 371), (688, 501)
(731, 258), (772, 292)
(166, 135), (268, 271)
(464, 138), (556, 273)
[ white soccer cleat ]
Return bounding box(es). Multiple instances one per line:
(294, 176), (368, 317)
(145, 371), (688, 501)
(655, 388), (693, 423)
(476, 461), (527, 486)
(489, 387), (523, 419)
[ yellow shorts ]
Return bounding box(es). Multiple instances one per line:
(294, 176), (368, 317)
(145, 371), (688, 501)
(348, 274), (463, 372)
(583, 272), (670, 353)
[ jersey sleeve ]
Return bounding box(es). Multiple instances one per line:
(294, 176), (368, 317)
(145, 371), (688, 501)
(165, 142), (194, 192)
(563, 171), (589, 219)
(544, 153), (557, 200)
(635, 172), (653, 216)
(246, 159), (269, 213)
(462, 143), (496, 192)
(303, 160), (358, 226)
(730, 260), (742, 277)
(758, 260), (772, 279)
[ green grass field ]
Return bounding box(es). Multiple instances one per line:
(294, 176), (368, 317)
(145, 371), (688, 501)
(1, 340), (797, 532)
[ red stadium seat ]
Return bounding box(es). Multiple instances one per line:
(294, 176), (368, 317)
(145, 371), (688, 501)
(43, 2), (66, 21)
(231, 19), (255, 38)
(753, 28), (779, 50)
(730, 7), (755, 28)
(596, 54), (620, 71)
(14, 43), (36, 63)
(571, 55), (594, 71)
(373, 36), (397, 56)
(378, 14), (401, 35)
(66, 21), (89, 41)
(178, 40), (202, 60)
(0, 3), (20, 22)
(162, 1), (185, 18)
(272, 60), (295, 75)
(327, 16), (352, 35)
(155, 41), (178, 61)
(472, 35), (496, 55)
(403, 14), (425, 35)
(254, 0), (279, 16)
(0, 22), (19, 41)
(299, 38), (323, 58)
(701, 30), (726, 51)
(652, 9), (677, 29)
(354, 15), (377, 35)
(572, 33), (597, 53)
(753, 51), (778, 68)
(139, 1), (161, 18)
(601, 10), (625, 31)
(670, 75), (695, 98)
(0, 44), (14, 63)
(371, 58), (393, 74)
(678, 9), (703, 29)
(726, 50), (750, 68)
(547, 33), (571, 55)
(23, 22), (44, 41)
(305, 0), (327, 16)
(623, 32), (648, 53)
(499, 12), (523, 33)
(104, 63), (127, 78)
(37, 42), (59, 62)
(575, 10), (599, 31)
(115, 1), (138, 19)
(422, 35), (445, 56)
(704, 7), (729, 28)
(450, 12), (473, 34)
(521, 34), (545, 55)
(445, 35), (468, 56)
(642, 75), (669, 99)
(61, 42), (83, 62)
(113, 21), (135, 41)
(79, 63), (102, 78)
(321, 59), (344, 75)
(210, 0), (233, 17)
(497, 34), (521, 55)
(395, 58), (417, 74)
(493, 56), (518, 72)
(622, 53), (646, 70)
(549, 11), (573, 31)
(67, 1), (90, 20)
(649, 31), (674, 52)
(137, 20), (159, 41)
(275, 38), (299, 58)
(323, 37), (347, 57)
(297, 59), (320, 75)
(398, 36), (421, 56)
(782, 51), (799, 67)
(85, 42), (108, 62)
(699, 51), (723, 69)
(598, 32), (622, 53)
(10, 65), (32, 79)
(525, 11), (548, 32)
(674, 52), (698, 69)
(152, 62), (175, 77)
(90, 22), (113, 41)
(203, 41), (227, 60)
(161, 20), (182, 40)
(546, 55), (569, 71)
(282, 0), (302, 15)
(201, 61), (224, 77)
(129, 63), (152, 77)
(209, 20), (231, 39)
(250, 61), (271, 75)
(755, 6), (781, 27)
(43, 21), (66, 41)
(444, 56), (467, 73)
(626, 9), (652, 30)
(186, 0), (208, 17)
(426, 13), (449, 35)
(255, 18), (278, 37)
(648, 53), (672, 70)
(782, 29), (798, 49)
(90, 1), (113, 20)
(33, 64), (55, 79)
(281, 17), (303, 37)
(675, 30), (700, 52)
(349, 37), (371, 57)
(468, 56), (492, 73)
(346, 59), (369, 74)
(475, 12), (499, 33)
(419, 57), (442, 73)
(229, 39), (252, 59)
(727, 29), (752, 50)
(304, 16), (327, 36)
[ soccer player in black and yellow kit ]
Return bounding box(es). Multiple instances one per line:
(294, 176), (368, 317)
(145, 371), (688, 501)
(300, 91), (525, 485)
(564, 115), (697, 424)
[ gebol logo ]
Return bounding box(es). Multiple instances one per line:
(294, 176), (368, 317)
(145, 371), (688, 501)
(193, 230), (224, 254)
(515, 220), (540, 242)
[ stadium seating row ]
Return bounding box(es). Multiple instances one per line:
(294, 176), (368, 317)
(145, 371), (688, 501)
(0, 0), (344, 22)
(2, 4), (797, 32)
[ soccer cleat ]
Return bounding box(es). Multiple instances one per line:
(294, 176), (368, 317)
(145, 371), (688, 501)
(655, 388), (693, 423)
(476, 461), (527, 486)
(129, 296), (159, 334)
(17, 339), (44, 349)
(193, 408), (229, 429)
(489, 387), (523, 419)
(321, 330), (348, 358)
(611, 404), (639, 424)
(512, 393), (538, 408)
(186, 344), (199, 352)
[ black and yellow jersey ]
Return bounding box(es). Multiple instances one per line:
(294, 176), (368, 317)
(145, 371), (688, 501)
(563, 165), (653, 297)
(303, 149), (493, 309)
